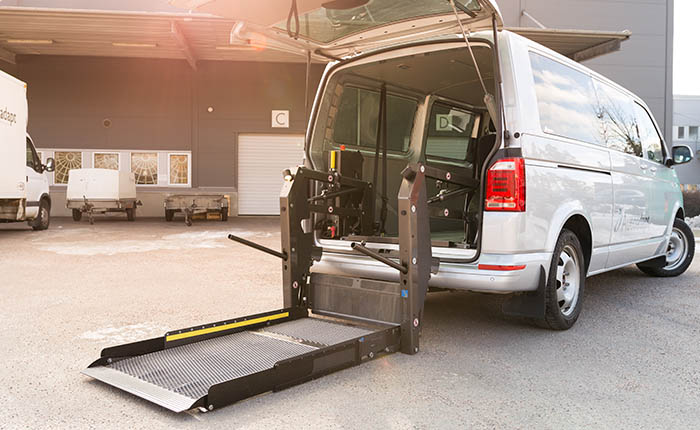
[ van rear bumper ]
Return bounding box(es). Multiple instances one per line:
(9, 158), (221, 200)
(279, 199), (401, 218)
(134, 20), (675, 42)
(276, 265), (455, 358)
(311, 251), (552, 293)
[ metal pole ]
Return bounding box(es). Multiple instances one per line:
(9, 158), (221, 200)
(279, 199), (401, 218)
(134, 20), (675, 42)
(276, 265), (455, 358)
(350, 243), (408, 274)
(228, 234), (287, 260)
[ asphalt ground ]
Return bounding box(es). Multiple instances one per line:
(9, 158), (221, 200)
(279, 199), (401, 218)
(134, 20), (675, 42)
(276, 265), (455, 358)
(1, 216), (699, 429)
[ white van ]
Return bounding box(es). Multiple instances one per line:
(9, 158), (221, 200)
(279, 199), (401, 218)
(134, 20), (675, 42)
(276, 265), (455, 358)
(0, 70), (54, 230)
(178, 0), (695, 329)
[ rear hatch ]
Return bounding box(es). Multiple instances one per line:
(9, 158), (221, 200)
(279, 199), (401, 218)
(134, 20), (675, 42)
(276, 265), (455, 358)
(170, 0), (503, 60)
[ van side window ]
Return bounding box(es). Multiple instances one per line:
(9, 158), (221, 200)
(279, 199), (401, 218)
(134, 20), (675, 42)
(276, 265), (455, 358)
(529, 52), (601, 145)
(632, 103), (664, 163)
(593, 81), (642, 157)
(26, 137), (42, 173)
(332, 86), (417, 153)
(425, 103), (479, 162)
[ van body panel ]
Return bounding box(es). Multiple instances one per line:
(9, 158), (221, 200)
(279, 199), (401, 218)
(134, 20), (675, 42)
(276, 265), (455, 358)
(304, 29), (685, 293)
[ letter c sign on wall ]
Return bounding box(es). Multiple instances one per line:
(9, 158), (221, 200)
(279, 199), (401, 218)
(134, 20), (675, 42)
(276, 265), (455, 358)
(271, 110), (290, 128)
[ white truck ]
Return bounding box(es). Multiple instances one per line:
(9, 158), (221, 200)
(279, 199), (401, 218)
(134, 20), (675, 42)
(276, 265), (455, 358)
(0, 70), (54, 230)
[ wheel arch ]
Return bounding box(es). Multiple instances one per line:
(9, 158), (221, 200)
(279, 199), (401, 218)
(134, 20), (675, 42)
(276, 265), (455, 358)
(560, 214), (593, 273)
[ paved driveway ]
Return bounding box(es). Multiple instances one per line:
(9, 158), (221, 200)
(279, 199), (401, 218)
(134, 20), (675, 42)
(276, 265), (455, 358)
(1, 217), (699, 429)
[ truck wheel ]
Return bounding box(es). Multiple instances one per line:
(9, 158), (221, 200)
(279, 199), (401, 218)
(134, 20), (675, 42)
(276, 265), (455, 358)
(165, 209), (175, 222)
(126, 208), (136, 222)
(543, 229), (585, 330)
(637, 218), (695, 277)
(221, 207), (228, 222)
(31, 199), (51, 231)
(72, 209), (82, 222)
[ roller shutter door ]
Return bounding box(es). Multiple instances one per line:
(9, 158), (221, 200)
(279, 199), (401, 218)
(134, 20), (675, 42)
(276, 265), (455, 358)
(237, 134), (304, 215)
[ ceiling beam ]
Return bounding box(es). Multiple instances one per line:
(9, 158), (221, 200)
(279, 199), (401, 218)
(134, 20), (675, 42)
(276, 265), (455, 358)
(0, 46), (16, 65)
(171, 21), (197, 70)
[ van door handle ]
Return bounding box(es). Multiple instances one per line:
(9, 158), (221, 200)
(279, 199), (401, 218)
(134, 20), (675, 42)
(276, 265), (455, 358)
(650, 166), (657, 173)
(639, 164), (647, 170)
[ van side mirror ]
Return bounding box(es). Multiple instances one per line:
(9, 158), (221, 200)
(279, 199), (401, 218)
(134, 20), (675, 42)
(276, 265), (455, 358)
(672, 145), (694, 165)
(44, 157), (55, 173)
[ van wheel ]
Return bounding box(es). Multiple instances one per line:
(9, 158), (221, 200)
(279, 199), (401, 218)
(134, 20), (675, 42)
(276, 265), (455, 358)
(31, 199), (50, 231)
(220, 207), (228, 222)
(543, 229), (585, 330)
(165, 209), (175, 222)
(72, 209), (82, 222)
(126, 208), (136, 222)
(637, 218), (695, 277)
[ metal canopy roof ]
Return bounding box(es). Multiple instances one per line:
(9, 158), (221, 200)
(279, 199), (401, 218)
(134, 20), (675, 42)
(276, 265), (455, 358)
(508, 27), (631, 62)
(0, 7), (630, 68)
(0, 7), (312, 68)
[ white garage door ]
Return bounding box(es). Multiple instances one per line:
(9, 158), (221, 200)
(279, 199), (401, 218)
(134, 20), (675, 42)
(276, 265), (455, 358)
(238, 134), (304, 215)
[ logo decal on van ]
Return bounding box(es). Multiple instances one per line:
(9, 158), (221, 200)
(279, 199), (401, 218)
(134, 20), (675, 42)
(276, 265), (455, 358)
(0, 106), (17, 126)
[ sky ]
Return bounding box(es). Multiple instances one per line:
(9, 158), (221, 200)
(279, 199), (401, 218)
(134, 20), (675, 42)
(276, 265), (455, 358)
(674, 0), (700, 95)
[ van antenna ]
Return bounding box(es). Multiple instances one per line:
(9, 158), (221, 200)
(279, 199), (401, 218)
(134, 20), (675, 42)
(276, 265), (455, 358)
(448, 0), (498, 121)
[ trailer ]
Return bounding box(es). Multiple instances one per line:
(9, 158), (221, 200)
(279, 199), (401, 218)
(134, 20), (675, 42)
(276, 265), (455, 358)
(67, 169), (140, 224)
(164, 194), (229, 226)
(83, 155), (435, 413)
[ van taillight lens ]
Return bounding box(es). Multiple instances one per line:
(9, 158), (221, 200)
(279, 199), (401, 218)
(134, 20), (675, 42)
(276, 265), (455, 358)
(485, 158), (526, 212)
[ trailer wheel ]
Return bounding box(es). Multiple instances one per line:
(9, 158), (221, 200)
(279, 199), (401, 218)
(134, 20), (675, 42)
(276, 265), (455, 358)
(221, 207), (228, 222)
(72, 209), (82, 222)
(126, 208), (136, 222)
(31, 199), (51, 231)
(165, 209), (175, 222)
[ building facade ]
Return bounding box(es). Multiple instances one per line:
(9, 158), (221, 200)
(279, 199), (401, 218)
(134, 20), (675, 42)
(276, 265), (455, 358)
(672, 95), (700, 186)
(0, 0), (675, 217)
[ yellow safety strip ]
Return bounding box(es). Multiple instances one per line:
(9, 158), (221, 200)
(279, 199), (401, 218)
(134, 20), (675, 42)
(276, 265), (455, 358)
(165, 312), (290, 342)
(330, 150), (337, 170)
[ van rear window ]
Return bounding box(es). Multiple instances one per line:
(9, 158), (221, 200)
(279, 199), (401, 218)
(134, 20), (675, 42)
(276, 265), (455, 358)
(529, 53), (602, 146)
(332, 86), (417, 153)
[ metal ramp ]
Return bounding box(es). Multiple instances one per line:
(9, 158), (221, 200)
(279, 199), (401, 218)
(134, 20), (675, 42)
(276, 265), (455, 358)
(84, 310), (399, 412)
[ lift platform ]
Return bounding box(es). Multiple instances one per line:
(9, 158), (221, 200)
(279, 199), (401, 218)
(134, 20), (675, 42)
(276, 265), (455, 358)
(83, 308), (399, 412)
(83, 156), (451, 413)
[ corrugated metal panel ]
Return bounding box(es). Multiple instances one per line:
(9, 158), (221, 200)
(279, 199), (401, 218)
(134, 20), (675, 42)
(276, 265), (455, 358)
(238, 134), (304, 215)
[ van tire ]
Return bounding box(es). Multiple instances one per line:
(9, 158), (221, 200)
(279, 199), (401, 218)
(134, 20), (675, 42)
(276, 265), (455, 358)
(221, 207), (228, 222)
(72, 209), (82, 222)
(543, 229), (585, 330)
(126, 208), (136, 222)
(165, 209), (175, 222)
(31, 199), (50, 231)
(637, 218), (694, 277)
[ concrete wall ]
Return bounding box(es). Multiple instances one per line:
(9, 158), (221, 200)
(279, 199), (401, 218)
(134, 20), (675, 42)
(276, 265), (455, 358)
(0, 55), (323, 217)
(498, 0), (674, 143)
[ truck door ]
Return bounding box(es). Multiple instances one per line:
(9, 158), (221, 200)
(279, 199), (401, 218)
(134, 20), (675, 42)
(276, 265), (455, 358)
(25, 136), (45, 219)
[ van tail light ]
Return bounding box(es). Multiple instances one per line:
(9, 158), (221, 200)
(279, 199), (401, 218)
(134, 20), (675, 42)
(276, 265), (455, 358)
(485, 158), (526, 212)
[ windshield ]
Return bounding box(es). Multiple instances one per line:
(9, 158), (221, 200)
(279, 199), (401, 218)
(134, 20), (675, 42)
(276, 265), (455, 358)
(274, 0), (482, 43)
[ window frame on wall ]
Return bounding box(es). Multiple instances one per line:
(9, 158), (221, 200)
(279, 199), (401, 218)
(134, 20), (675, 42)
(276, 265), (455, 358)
(53, 150), (84, 185)
(93, 151), (121, 171)
(167, 152), (192, 187)
(36, 149), (192, 187)
(129, 151), (160, 186)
